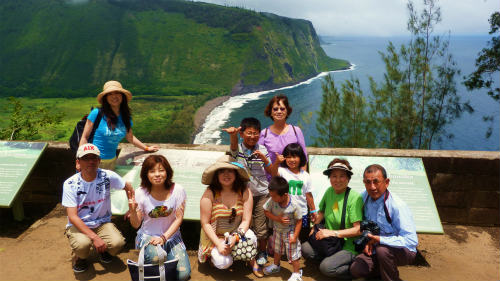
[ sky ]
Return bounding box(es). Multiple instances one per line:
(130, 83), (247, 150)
(195, 0), (499, 36)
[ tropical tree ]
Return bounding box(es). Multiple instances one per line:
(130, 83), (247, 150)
(464, 12), (500, 102)
(313, 75), (373, 147)
(313, 0), (473, 149)
(0, 97), (63, 140)
(463, 11), (499, 138)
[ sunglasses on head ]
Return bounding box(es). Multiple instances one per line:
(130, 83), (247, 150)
(228, 207), (236, 224)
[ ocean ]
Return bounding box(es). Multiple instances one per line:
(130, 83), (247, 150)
(194, 35), (499, 151)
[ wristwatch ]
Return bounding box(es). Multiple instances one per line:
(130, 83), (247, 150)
(333, 230), (339, 237)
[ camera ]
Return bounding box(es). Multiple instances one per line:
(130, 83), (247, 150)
(354, 220), (380, 252)
(247, 153), (259, 161)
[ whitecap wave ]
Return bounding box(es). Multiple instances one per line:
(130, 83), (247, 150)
(193, 66), (355, 144)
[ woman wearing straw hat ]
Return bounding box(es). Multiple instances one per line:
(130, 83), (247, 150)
(301, 158), (364, 279)
(79, 80), (159, 170)
(197, 155), (263, 277)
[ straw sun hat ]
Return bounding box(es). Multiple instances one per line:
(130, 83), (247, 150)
(201, 155), (250, 185)
(97, 80), (133, 104)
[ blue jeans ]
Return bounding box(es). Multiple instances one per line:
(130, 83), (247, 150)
(137, 233), (191, 281)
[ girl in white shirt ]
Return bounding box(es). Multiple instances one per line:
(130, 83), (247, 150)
(128, 155), (191, 281)
(273, 143), (317, 242)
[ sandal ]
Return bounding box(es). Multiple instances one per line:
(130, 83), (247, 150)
(252, 264), (264, 278)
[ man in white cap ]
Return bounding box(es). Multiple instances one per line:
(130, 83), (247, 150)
(62, 143), (134, 273)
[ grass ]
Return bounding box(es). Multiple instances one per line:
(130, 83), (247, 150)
(0, 94), (213, 144)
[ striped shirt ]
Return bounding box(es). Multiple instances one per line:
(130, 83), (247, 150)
(230, 142), (270, 196)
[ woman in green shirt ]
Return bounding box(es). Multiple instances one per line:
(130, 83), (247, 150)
(302, 158), (364, 279)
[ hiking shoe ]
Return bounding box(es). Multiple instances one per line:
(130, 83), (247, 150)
(99, 251), (113, 264)
(256, 251), (268, 266)
(287, 270), (303, 281)
(263, 264), (280, 275)
(73, 258), (88, 273)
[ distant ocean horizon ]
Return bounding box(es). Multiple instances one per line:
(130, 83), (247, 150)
(194, 35), (499, 151)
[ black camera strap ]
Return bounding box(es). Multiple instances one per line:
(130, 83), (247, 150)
(363, 190), (392, 224)
(340, 187), (351, 230)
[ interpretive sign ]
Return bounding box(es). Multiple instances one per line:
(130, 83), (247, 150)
(113, 148), (225, 220)
(0, 141), (47, 219)
(309, 155), (443, 234)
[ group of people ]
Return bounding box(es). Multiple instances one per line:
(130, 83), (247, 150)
(62, 80), (418, 281)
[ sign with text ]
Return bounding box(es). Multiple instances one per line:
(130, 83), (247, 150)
(309, 155), (443, 234)
(112, 148), (225, 220)
(0, 141), (47, 207)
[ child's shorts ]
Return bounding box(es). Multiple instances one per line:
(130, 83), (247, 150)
(251, 194), (270, 239)
(270, 228), (301, 261)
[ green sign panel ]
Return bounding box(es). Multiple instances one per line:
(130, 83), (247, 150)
(0, 141), (47, 207)
(112, 148), (225, 220)
(309, 155), (443, 234)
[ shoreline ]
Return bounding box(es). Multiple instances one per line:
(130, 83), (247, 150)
(192, 95), (231, 141)
(191, 66), (354, 144)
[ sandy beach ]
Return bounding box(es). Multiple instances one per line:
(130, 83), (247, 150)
(192, 95), (230, 141)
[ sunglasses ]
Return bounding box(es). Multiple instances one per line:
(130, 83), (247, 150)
(272, 107), (286, 112)
(228, 208), (236, 224)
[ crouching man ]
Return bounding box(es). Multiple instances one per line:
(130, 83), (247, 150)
(350, 164), (418, 281)
(62, 144), (134, 272)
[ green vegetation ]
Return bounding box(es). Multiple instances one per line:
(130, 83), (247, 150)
(0, 0), (348, 98)
(0, 98), (63, 140)
(0, 94), (212, 143)
(464, 12), (500, 102)
(463, 12), (499, 138)
(312, 0), (472, 149)
(0, 0), (348, 143)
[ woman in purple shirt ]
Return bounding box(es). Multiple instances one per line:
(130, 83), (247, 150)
(258, 94), (308, 171)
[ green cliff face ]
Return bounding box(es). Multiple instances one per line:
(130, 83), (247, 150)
(0, 0), (349, 98)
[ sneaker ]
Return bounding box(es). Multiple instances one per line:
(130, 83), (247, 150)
(256, 251), (268, 266)
(287, 270), (303, 281)
(263, 264), (280, 275)
(73, 258), (88, 273)
(99, 251), (113, 264)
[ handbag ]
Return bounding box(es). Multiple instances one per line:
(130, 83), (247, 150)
(231, 233), (258, 261)
(127, 242), (179, 281)
(308, 187), (351, 257)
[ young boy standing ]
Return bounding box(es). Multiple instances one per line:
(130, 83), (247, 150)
(222, 117), (278, 276)
(262, 176), (303, 281)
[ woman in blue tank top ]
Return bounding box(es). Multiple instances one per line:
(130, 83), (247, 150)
(79, 80), (159, 170)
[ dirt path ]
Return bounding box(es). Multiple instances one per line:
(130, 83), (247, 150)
(0, 205), (498, 281)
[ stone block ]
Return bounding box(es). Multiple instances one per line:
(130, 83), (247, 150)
(430, 173), (470, 192)
(467, 208), (500, 225)
(470, 175), (500, 191)
(423, 158), (453, 174)
(434, 191), (465, 208)
(423, 157), (499, 175)
(470, 191), (500, 209)
(437, 207), (468, 224)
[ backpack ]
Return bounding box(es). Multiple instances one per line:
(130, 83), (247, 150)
(69, 108), (103, 153)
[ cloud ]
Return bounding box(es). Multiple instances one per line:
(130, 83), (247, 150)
(196, 0), (499, 36)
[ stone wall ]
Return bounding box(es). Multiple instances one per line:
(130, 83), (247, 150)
(18, 142), (500, 226)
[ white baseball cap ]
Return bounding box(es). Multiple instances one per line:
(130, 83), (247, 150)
(76, 143), (100, 159)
